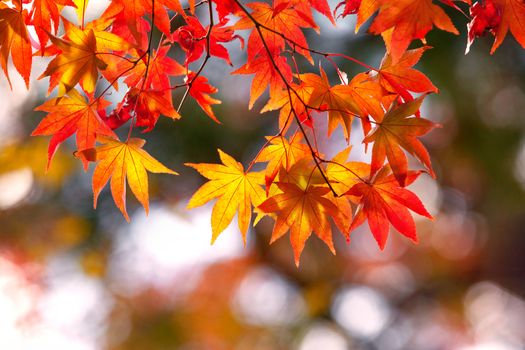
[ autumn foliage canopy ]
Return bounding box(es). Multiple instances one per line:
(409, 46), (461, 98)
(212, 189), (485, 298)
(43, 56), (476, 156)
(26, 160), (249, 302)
(2, 0), (524, 265)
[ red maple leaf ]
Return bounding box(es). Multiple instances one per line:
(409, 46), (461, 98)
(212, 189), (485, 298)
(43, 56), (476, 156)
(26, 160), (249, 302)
(347, 167), (432, 249)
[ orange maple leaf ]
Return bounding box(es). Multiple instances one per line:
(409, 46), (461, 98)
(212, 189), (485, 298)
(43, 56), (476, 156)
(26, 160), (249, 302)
(31, 89), (116, 167)
(40, 25), (108, 95)
(0, 1), (32, 88)
(347, 167), (432, 249)
(259, 182), (341, 266)
(305, 67), (362, 140)
(369, 0), (458, 62)
(186, 150), (266, 244)
(80, 136), (178, 221)
(364, 96), (437, 186)
(378, 47), (438, 99)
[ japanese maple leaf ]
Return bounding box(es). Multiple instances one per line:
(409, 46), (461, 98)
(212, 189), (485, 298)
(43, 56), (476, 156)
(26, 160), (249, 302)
(347, 167), (432, 249)
(172, 16), (242, 66)
(0, 1), (32, 88)
(186, 72), (222, 123)
(305, 67), (362, 140)
(271, 158), (353, 238)
(378, 47), (438, 100)
(369, 0), (458, 62)
(256, 133), (310, 191)
(364, 96), (437, 186)
(31, 89), (115, 168)
(232, 52), (292, 109)
(258, 182), (340, 266)
(79, 136), (178, 221)
(234, 2), (314, 62)
(40, 25), (108, 95)
(186, 149), (266, 244)
(30, 0), (75, 49)
(490, 0), (525, 53)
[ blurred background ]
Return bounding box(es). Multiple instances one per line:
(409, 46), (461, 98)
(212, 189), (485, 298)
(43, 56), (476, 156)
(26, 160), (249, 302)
(0, 1), (524, 349)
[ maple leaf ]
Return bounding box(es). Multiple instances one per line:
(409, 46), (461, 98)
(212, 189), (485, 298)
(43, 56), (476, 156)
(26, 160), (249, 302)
(256, 133), (311, 191)
(40, 25), (108, 95)
(259, 182), (341, 266)
(186, 149), (266, 243)
(378, 47), (438, 100)
(490, 0), (525, 53)
(369, 0), (459, 62)
(31, 89), (116, 168)
(305, 67), (362, 140)
(186, 72), (222, 123)
(0, 1), (32, 88)
(347, 167), (432, 249)
(79, 136), (178, 221)
(364, 96), (437, 186)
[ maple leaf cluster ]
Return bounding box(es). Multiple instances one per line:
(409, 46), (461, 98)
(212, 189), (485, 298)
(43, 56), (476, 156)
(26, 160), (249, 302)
(1, 0), (523, 265)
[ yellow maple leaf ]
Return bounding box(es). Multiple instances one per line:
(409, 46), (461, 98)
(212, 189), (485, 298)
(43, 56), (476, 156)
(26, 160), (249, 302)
(79, 136), (178, 221)
(186, 150), (266, 244)
(40, 24), (108, 95)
